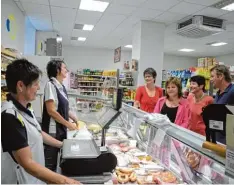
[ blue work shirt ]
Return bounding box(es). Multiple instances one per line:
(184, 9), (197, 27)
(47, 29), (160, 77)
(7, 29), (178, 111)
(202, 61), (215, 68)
(214, 83), (234, 105)
(214, 83), (234, 144)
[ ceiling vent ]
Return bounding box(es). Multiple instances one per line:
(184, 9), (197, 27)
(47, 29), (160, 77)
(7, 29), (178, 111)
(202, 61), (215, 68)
(176, 15), (226, 38)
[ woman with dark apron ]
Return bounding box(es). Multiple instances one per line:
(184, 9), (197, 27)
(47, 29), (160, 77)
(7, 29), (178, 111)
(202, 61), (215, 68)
(42, 60), (78, 171)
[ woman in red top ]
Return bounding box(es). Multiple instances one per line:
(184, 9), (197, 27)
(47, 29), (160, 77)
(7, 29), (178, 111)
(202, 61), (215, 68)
(134, 68), (163, 113)
(188, 75), (213, 136)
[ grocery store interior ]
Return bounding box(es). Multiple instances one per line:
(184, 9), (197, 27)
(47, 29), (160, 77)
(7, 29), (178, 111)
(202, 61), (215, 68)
(1, 0), (234, 184)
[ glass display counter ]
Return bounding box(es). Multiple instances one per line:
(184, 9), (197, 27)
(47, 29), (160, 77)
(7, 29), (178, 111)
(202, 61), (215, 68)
(65, 94), (234, 184)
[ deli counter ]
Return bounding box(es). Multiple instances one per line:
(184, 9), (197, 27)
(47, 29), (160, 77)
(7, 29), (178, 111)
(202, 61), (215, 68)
(61, 94), (234, 184)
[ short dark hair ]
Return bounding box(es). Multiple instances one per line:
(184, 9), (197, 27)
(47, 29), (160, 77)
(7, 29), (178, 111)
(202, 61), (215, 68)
(190, 75), (206, 91)
(165, 77), (182, 98)
(47, 60), (65, 79)
(210, 65), (231, 83)
(6, 59), (42, 93)
(143, 68), (157, 82)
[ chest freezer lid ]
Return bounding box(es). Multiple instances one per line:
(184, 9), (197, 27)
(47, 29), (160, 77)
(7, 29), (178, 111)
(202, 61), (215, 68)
(62, 139), (101, 159)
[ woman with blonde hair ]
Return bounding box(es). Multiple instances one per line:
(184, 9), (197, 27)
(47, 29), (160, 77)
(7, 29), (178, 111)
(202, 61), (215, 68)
(154, 77), (190, 128)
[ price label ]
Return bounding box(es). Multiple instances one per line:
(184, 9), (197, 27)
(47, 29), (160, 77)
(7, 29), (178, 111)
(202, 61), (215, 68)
(226, 148), (234, 177)
(209, 120), (223, 130)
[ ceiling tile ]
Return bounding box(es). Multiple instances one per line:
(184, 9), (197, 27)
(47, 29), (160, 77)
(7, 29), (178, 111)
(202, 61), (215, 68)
(195, 7), (228, 18)
(19, 0), (49, 5)
(169, 2), (205, 15)
(75, 10), (102, 25)
(15, 1), (24, 11)
(51, 7), (77, 22)
(72, 29), (90, 37)
(143, 0), (182, 11)
(154, 12), (188, 24)
(132, 8), (163, 19)
(226, 24), (234, 32)
(21, 2), (50, 14)
(53, 21), (73, 36)
(121, 16), (141, 27)
(50, 0), (81, 8)
(221, 12), (234, 24)
(71, 40), (85, 46)
(111, 0), (147, 7)
(51, 6), (76, 15)
(184, 0), (221, 6)
(98, 14), (126, 26)
(105, 4), (137, 15)
(109, 26), (132, 39)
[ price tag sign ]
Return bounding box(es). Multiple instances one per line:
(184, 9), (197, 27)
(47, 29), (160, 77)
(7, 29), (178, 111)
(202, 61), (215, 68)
(209, 120), (223, 130)
(225, 113), (234, 178)
(226, 148), (234, 177)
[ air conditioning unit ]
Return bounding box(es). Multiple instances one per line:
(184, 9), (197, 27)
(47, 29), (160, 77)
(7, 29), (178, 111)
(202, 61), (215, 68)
(176, 15), (226, 38)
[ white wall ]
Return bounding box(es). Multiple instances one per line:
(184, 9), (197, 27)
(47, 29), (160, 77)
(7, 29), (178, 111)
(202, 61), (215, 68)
(216, 53), (234, 66)
(1, 0), (25, 53)
(163, 54), (197, 70)
(63, 46), (132, 71)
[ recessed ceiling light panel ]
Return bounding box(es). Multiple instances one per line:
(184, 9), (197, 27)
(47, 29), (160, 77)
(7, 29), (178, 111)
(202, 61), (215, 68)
(179, 48), (195, 52)
(78, 37), (86, 41)
(125, 45), (132, 48)
(211, 42), (228, 46)
(79, 0), (109, 12)
(212, 0), (234, 11)
(83, 24), (94, 31)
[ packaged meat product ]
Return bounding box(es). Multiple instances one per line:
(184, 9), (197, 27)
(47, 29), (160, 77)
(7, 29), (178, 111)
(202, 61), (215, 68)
(154, 171), (177, 184)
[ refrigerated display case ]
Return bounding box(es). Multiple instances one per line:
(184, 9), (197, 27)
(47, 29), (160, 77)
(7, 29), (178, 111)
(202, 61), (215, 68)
(62, 95), (234, 184)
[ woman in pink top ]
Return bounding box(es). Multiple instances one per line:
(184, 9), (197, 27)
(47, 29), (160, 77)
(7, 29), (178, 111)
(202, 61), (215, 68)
(188, 75), (213, 136)
(154, 77), (190, 128)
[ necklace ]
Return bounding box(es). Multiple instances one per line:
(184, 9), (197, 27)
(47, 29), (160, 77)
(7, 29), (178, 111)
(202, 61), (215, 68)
(194, 93), (205, 103)
(167, 99), (179, 108)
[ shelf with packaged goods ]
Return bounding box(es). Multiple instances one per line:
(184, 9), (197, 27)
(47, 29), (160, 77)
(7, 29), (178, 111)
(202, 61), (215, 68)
(78, 86), (102, 88)
(119, 85), (137, 89)
(80, 91), (99, 93)
(78, 81), (104, 83)
(1, 49), (17, 59)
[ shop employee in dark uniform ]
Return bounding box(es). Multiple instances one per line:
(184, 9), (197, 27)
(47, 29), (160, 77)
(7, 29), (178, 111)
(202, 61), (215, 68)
(42, 60), (78, 171)
(210, 65), (234, 143)
(1, 59), (79, 184)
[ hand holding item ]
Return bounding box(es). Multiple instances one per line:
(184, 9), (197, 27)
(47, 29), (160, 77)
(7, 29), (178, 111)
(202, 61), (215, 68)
(67, 122), (78, 131)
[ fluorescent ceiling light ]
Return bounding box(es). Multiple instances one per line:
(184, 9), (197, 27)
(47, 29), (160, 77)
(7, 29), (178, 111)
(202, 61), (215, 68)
(125, 45), (132, 48)
(222, 2), (234, 11)
(83, 24), (94, 31)
(56, 37), (62, 42)
(179, 48), (194, 52)
(211, 42), (228, 46)
(78, 37), (86, 41)
(79, 0), (109, 12)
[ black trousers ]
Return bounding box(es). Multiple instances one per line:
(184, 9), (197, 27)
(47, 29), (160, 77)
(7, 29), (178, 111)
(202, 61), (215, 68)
(44, 133), (59, 172)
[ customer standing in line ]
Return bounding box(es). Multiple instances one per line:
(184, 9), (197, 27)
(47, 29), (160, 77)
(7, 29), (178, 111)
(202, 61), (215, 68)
(210, 65), (234, 143)
(187, 75), (213, 136)
(154, 77), (190, 128)
(1, 59), (80, 184)
(210, 65), (234, 105)
(42, 60), (78, 171)
(134, 68), (163, 113)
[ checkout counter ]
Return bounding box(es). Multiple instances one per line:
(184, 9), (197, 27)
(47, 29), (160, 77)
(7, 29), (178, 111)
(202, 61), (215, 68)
(59, 92), (234, 184)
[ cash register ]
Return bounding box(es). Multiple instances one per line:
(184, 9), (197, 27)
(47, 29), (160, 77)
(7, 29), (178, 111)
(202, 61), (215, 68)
(58, 88), (123, 183)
